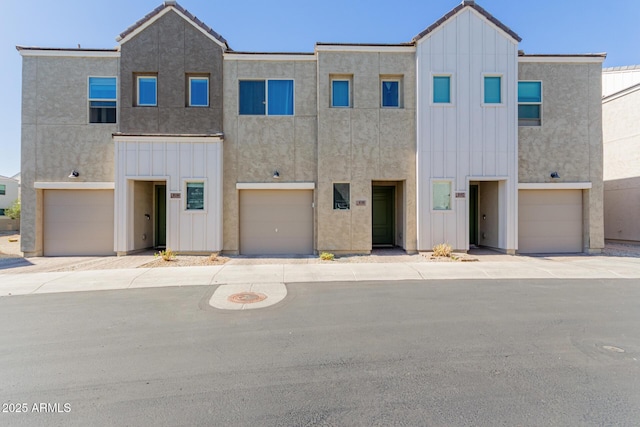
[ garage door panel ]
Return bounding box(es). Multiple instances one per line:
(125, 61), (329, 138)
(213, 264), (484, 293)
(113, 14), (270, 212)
(519, 190), (582, 253)
(240, 190), (313, 255)
(44, 190), (115, 256)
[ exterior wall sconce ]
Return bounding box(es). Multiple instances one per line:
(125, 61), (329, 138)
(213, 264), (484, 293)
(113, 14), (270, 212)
(68, 170), (79, 178)
(273, 170), (280, 179)
(550, 172), (560, 179)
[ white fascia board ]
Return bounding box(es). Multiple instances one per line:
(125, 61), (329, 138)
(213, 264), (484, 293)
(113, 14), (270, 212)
(315, 45), (415, 53)
(113, 135), (223, 144)
(18, 50), (120, 58)
(236, 182), (315, 190)
(518, 56), (606, 64)
(34, 182), (115, 190)
(224, 53), (316, 61)
(117, 7), (226, 49)
(518, 182), (592, 190)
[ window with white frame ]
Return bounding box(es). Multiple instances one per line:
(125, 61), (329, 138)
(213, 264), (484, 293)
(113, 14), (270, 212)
(136, 75), (157, 106)
(518, 81), (542, 126)
(381, 77), (402, 108)
(483, 75), (502, 104)
(333, 183), (350, 210)
(331, 76), (352, 108)
(239, 79), (294, 115)
(188, 75), (209, 107)
(433, 75), (451, 104)
(88, 77), (116, 123)
(185, 182), (205, 211)
(432, 181), (452, 211)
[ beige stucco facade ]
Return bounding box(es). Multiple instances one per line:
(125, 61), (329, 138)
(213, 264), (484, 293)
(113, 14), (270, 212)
(316, 48), (417, 254)
(19, 53), (119, 256)
(602, 80), (640, 242)
(518, 60), (605, 252)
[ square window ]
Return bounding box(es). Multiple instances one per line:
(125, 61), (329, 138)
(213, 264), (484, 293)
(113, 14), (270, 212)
(433, 76), (451, 104)
(331, 79), (351, 108)
(88, 77), (116, 123)
(137, 76), (157, 106)
(484, 76), (502, 104)
(518, 81), (542, 126)
(432, 181), (452, 211)
(381, 80), (399, 107)
(333, 183), (350, 210)
(185, 182), (205, 210)
(189, 76), (209, 107)
(267, 80), (294, 115)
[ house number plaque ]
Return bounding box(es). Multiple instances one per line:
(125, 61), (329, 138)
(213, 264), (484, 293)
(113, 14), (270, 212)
(170, 192), (182, 199)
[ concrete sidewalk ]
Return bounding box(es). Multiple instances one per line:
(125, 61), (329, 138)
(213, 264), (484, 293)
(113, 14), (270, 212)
(1, 254), (640, 297)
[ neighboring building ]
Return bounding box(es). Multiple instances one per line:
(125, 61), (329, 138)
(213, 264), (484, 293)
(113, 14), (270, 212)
(0, 175), (20, 217)
(17, 0), (605, 257)
(602, 66), (640, 243)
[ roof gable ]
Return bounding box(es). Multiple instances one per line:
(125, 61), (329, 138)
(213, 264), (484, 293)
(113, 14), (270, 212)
(117, 1), (229, 50)
(413, 0), (521, 43)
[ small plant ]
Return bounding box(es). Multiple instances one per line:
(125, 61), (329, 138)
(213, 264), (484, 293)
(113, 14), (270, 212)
(432, 243), (452, 258)
(5, 199), (20, 220)
(155, 248), (176, 261)
(319, 252), (335, 261)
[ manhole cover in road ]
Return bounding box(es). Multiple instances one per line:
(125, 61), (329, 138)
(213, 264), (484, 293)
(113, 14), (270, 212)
(228, 292), (268, 304)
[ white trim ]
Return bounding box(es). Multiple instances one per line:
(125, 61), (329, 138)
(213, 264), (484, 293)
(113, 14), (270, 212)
(430, 179), (454, 213)
(316, 45), (415, 53)
(136, 75), (157, 107)
(518, 56), (606, 64)
(18, 49), (120, 58)
(113, 135), (223, 144)
(34, 182), (115, 190)
(224, 53), (316, 62)
(331, 76), (352, 108)
(117, 6), (227, 49)
(518, 182), (592, 190)
(467, 176), (510, 182)
(236, 182), (315, 190)
(188, 76), (209, 107)
(184, 179), (207, 213)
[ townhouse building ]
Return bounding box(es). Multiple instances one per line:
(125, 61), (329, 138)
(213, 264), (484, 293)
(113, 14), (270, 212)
(18, 0), (605, 257)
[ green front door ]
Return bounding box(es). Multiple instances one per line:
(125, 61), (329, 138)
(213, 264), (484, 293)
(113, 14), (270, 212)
(372, 186), (395, 246)
(469, 185), (478, 246)
(155, 185), (166, 248)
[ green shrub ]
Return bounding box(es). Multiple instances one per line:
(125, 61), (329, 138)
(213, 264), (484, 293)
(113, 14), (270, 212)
(5, 199), (20, 220)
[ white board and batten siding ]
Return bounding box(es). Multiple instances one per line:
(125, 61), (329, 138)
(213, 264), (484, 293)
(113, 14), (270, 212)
(416, 7), (519, 251)
(114, 136), (223, 253)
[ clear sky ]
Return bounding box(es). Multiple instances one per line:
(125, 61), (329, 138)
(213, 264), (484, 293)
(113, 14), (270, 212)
(1, 0), (639, 177)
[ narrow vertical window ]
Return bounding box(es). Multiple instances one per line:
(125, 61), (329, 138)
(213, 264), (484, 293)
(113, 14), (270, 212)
(88, 77), (117, 123)
(189, 76), (209, 107)
(137, 76), (157, 106)
(239, 80), (266, 115)
(381, 80), (399, 107)
(185, 182), (205, 211)
(433, 76), (451, 104)
(333, 183), (350, 210)
(331, 79), (351, 108)
(484, 76), (502, 104)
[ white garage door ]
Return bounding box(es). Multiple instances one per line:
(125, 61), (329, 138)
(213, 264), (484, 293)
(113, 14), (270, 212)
(44, 190), (115, 256)
(518, 189), (582, 253)
(240, 190), (313, 255)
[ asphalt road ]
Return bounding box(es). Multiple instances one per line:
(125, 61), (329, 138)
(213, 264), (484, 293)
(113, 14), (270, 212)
(1, 279), (639, 426)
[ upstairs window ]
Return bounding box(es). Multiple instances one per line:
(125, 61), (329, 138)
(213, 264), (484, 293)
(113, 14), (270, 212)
(518, 81), (542, 126)
(136, 75), (157, 106)
(88, 77), (116, 123)
(0, 184), (5, 195)
(483, 75), (502, 104)
(188, 76), (209, 107)
(239, 79), (294, 115)
(331, 77), (351, 108)
(381, 79), (400, 108)
(433, 75), (451, 104)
